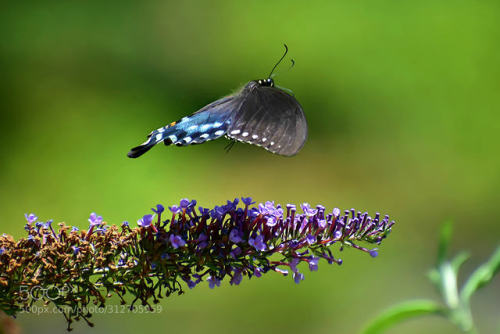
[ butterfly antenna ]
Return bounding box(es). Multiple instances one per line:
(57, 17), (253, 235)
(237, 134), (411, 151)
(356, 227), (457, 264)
(268, 44), (289, 78)
(289, 59), (295, 71)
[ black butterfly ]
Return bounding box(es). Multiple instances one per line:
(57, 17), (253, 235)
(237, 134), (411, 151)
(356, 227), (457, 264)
(127, 45), (307, 158)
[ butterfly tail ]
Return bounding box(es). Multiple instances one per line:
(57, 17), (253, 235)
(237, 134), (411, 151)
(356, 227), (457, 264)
(127, 142), (154, 158)
(127, 129), (168, 158)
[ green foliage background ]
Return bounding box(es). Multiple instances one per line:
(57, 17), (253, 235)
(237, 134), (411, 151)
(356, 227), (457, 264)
(1, 1), (499, 333)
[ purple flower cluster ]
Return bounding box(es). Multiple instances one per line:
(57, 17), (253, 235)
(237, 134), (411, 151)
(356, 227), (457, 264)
(130, 198), (394, 288)
(0, 198), (394, 330)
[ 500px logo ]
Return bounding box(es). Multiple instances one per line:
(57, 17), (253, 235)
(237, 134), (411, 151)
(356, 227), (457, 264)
(19, 285), (75, 301)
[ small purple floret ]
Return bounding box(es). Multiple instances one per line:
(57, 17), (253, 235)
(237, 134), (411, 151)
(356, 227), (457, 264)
(169, 234), (186, 249)
(241, 197), (255, 206)
(169, 205), (180, 214)
(230, 269), (243, 285)
(179, 199), (190, 209)
(137, 214), (154, 228)
(293, 272), (305, 284)
(207, 275), (221, 289)
(88, 213), (103, 226)
(229, 229), (242, 243)
(249, 235), (267, 251)
(152, 204), (164, 214)
(289, 258), (300, 272)
(24, 213), (38, 224)
(309, 257), (319, 271)
(301, 203), (317, 216)
(230, 246), (242, 259)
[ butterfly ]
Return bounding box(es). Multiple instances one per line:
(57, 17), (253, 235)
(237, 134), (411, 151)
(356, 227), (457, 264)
(127, 45), (307, 158)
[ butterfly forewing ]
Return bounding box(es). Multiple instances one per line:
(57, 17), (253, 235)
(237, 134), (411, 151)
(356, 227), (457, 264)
(227, 82), (307, 156)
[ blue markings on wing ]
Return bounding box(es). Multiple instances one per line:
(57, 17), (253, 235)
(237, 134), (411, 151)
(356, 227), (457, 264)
(162, 112), (231, 146)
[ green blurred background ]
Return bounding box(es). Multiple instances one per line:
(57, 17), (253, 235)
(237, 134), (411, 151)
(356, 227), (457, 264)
(1, 0), (499, 333)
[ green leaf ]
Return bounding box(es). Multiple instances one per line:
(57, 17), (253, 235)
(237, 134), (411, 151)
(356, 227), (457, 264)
(362, 300), (445, 334)
(450, 251), (470, 276)
(460, 246), (500, 304)
(437, 221), (453, 266)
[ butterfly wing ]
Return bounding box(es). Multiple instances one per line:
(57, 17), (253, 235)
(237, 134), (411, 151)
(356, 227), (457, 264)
(127, 96), (242, 158)
(227, 83), (307, 156)
(162, 96), (237, 146)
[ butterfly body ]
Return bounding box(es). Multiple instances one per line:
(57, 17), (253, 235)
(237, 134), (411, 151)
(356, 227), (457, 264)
(127, 78), (307, 158)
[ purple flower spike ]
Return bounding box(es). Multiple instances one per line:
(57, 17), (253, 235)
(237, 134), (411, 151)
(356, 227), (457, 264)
(249, 235), (267, 251)
(137, 214), (154, 228)
(169, 234), (186, 249)
(2, 198), (394, 329)
(24, 213), (38, 224)
(207, 275), (221, 289)
(152, 204), (164, 214)
(71, 226), (79, 232)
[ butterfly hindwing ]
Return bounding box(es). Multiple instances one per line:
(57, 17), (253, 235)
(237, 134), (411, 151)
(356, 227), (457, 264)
(163, 97), (236, 146)
(127, 96), (238, 158)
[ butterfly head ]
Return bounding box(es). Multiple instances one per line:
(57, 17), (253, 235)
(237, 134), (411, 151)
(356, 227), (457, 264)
(257, 78), (274, 87)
